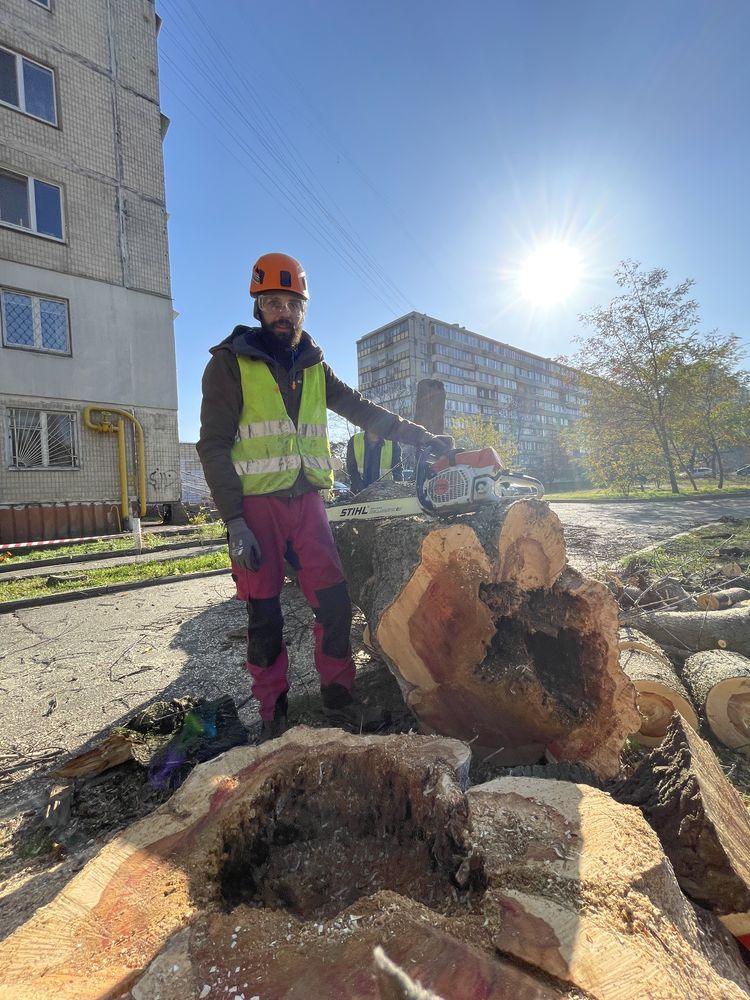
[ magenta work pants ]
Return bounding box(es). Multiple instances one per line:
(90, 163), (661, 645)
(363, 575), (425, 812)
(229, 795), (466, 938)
(231, 492), (355, 720)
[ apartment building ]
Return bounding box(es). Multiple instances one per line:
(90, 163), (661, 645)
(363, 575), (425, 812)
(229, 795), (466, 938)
(0, 0), (179, 542)
(357, 312), (585, 475)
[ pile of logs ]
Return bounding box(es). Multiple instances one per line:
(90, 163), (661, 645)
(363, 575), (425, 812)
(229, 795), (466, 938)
(3, 723), (750, 1000)
(3, 498), (750, 998)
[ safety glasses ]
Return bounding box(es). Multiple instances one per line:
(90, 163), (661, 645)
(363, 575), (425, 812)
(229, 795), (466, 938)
(257, 294), (307, 316)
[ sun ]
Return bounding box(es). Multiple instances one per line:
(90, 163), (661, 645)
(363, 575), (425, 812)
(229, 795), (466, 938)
(518, 242), (582, 306)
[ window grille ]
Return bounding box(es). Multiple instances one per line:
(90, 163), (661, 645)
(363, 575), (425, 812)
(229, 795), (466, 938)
(1, 288), (70, 353)
(7, 407), (78, 468)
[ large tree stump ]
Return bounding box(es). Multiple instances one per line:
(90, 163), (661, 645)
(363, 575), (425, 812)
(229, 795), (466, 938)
(614, 714), (750, 949)
(3, 727), (749, 1000)
(618, 647), (699, 746)
(682, 650), (750, 754)
(333, 499), (639, 776)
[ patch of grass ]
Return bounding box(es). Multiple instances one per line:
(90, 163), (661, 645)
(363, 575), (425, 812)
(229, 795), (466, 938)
(2, 522), (225, 567)
(547, 483), (750, 501)
(0, 550), (230, 603)
(615, 519), (750, 579)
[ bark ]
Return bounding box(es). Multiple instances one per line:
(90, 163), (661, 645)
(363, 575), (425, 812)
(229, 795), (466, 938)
(618, 626), (673, 666)
(682, 650), (750, 754)
(618, 648), (699, 746)
(614, 715), (750, 938)
(624, 607), (750, 658)
(3, 728), (749, 1000)
(333, 498), (640, 776)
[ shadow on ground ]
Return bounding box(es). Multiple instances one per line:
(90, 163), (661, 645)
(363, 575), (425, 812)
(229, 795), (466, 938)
(0, 583), (414, 938)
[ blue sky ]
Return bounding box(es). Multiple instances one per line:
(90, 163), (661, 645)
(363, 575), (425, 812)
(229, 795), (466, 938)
(155, 0), (750, 442)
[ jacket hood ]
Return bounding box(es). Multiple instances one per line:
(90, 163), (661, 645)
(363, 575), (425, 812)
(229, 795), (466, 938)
(209, 325), (324, 368)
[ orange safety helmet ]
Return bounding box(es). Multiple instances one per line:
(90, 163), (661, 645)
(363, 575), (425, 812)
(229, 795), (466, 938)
(249, 252), (309, 300)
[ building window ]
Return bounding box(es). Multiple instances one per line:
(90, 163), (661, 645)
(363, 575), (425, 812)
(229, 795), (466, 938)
(1, 288), (70, 353)
(7, 407), (78, 469)
(30, 0), (51, 7)
(0, 46), (57, 124)
(0, 169), (63, 239)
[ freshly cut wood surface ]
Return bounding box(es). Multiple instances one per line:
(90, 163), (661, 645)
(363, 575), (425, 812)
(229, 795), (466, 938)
(334, 498), (639, 776)
(615, 715), (750, 925)
(683, 650), (750, 754)
(0, 729), (474, 1000)
(467, 775), (750, 999)
(628, 606), (750, 658)
(619, 648), (699, 746)
(5, 727), (750, 1000)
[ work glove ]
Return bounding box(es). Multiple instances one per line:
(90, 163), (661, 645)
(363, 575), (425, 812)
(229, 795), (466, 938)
(425, 433), (455, 456)
(226, 517), (262, 571)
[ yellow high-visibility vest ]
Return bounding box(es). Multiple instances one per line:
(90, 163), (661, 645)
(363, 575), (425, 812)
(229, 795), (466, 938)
(231, 358), (335, 494)
(353, 432), (394, 481)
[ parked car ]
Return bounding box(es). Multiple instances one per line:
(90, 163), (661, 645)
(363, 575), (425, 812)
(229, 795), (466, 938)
(330, 480), (353, 500)
(690, 467), (712, 478)
(735, 465), (750, 477)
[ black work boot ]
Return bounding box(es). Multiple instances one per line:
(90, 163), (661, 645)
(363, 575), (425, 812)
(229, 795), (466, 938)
(258, 692), (289, 744)
(320, 683), (391, 733)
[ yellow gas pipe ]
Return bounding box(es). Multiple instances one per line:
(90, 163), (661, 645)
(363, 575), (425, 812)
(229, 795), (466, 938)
(83, 406), (147, 522)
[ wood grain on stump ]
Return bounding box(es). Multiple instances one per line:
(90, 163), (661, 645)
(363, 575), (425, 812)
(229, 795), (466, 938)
(683, 650), (750, 754)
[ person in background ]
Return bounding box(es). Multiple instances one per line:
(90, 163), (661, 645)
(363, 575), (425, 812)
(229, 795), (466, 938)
(196, 252), (453, 742)
(346, 429), (404, 494)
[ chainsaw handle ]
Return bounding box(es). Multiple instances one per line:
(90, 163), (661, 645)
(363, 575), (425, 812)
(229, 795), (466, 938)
(415, 444), (451, 511)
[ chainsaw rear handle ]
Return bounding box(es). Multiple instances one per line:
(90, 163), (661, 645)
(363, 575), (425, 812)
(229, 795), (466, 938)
(415, 443), (446, 511)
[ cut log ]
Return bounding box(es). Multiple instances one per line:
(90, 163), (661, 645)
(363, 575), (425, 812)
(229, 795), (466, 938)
(646, 576), (699, 610)
(333, 498), (639, 777)
(4, 727), (749, 1000)
(697, 588), (750, 611)
(614, 714), (750, 947)
(619, 648), (699, 746)
(467, 774), (750, 999)
(625, 606), (750, 658)
(682, 650), (750, 754)
(618, 626), (672, 666)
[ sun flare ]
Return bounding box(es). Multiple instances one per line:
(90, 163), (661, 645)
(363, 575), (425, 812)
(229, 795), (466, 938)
(518, 242), (582, 306)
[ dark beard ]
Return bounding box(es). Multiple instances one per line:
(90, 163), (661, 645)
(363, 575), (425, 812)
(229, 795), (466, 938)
(262, 317), (303, 350)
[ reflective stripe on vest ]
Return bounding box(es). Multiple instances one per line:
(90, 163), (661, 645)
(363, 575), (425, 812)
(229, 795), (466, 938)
(231, 358), (335, 494)
(353, 432), (394, 481)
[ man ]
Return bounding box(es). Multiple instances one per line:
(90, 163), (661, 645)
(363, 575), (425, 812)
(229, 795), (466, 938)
(197, 252), (453, 742)
(346, 429), (404, 494)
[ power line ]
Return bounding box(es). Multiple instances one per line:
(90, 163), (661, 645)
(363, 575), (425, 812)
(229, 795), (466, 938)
(157, 3), (415, 315)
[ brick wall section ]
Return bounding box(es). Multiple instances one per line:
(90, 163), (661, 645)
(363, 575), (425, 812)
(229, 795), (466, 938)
(0, 397), (180, 505)
(0, 0), (170, 297)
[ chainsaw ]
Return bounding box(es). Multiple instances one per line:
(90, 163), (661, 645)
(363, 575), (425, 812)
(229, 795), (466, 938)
(326, 446), (544, 523)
